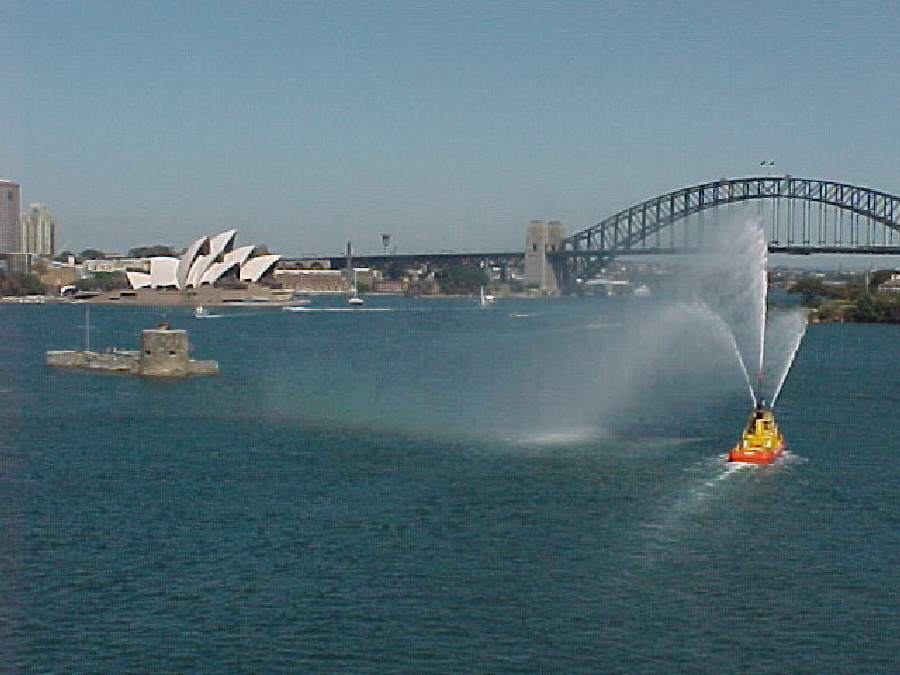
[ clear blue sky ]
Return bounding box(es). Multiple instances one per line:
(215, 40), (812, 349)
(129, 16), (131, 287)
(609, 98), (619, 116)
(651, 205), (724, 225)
(3, 1), (899, 256)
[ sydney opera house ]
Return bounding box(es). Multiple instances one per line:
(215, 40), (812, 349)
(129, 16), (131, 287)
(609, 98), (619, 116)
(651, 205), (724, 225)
(84, 230), (287, 305)
(125, 229), (280, 291)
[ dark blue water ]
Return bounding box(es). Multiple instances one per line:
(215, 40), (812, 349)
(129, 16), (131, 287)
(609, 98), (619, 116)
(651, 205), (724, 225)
(1, 299), (897, 672)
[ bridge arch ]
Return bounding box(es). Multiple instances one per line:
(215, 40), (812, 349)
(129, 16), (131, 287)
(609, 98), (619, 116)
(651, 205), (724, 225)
(556, 176), (900, 292)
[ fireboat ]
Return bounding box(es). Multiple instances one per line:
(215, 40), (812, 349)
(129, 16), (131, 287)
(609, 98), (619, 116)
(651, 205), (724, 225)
(729, 400), (784, 464)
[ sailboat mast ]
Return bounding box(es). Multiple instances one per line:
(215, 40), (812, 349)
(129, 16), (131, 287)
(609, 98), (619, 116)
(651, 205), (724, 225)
(346, 241), (355, 292)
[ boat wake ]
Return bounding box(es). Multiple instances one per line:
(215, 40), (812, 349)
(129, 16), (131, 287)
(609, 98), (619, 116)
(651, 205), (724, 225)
(282, 307), (427, 313)
(631, 448), (807, 563)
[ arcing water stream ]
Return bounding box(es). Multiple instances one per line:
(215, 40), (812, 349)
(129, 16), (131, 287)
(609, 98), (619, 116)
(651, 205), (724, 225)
(690, 213), (806, 408)
(764, 308), (808, 406)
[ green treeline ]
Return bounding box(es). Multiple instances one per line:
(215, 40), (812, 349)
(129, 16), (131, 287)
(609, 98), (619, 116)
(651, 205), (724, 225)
(434, 265), (488, 295)
(792, 273), (900, 322)
(0, 272), (47, 296)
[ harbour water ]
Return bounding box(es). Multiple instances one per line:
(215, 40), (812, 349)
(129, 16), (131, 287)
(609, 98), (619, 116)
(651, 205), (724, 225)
(1, 298), (897, 672)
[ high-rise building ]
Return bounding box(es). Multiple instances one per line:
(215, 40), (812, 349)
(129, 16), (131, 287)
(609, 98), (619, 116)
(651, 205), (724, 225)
(21, 203), (56, 256)
(0, 180), (21, 254)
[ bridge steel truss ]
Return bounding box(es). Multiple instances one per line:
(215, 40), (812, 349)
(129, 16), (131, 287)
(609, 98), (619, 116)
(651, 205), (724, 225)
(555, 176), (900, 293)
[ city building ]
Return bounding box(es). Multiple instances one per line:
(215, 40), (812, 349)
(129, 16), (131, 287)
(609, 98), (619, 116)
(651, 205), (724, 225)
(274, 268), (345, 293)
(39, 263), (80, 293)
(0, 180), (21, 254)
(21, 203), (56, 256)
(878, 273), (900, 292)
(84, 258), (150, 274)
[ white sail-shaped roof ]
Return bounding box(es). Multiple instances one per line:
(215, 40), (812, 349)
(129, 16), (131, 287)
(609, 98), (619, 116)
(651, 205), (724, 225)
(177, 236), (208, 290)
(200, 260), (239, 285)
(222, 245), (255, 268)
(208, 229), (237, 260)
(126, 271), (152, 289)
(240, 254), (281, 282)
(183, 230), (238, 287)
(186, 254), (212, 288)
(149, 257), (179, 288)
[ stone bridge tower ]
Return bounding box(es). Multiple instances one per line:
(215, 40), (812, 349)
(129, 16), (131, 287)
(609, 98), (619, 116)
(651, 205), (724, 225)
(524, 220), (564, 295)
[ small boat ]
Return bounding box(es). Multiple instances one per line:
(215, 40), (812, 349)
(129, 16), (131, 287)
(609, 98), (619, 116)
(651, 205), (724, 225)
(478, 286), (494, 307)
(194, 305), (211, 318)
(282, 299), (311, 312)
(348, 294), (365, 306)
(729, 401), (784, 464)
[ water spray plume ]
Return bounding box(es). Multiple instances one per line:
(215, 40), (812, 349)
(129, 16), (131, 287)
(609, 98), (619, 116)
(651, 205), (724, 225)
(689, 300), (757, 406)
(690, 214), (768, 406)
(681, 212), (806, 414)
(765, 309), (808, 406)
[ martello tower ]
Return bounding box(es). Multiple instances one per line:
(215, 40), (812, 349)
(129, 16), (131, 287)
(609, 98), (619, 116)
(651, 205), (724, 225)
(139, 324), (194, 376)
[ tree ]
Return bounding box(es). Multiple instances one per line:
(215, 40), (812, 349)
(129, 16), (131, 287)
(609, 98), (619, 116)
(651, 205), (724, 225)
(789, 277), (826, 302)
(79, 248), (106, 260)
(435, 265), (488, 295)
(870, 269), (898, 291)
(128, 245), (176, 258)
(0, 271), (47, 296)
(76, 272), (128, 292)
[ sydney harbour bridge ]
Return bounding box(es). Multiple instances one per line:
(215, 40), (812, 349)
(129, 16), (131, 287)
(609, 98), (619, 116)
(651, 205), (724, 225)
(330, 176), (900, 294)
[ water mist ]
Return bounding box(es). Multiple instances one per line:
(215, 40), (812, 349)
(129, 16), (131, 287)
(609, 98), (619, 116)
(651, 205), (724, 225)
(691, 213), (810, 408)
(256, 213), (805, 447)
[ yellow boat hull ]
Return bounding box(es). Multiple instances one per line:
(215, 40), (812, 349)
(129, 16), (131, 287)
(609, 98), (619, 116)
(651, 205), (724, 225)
(729, 405), (784, 464)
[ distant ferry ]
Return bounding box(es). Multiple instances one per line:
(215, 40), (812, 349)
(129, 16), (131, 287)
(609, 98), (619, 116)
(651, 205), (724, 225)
(729, 402), (784, 464)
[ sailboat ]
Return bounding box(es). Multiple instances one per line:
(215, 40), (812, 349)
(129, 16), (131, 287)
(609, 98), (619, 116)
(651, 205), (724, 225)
(477, 286), (494, 307)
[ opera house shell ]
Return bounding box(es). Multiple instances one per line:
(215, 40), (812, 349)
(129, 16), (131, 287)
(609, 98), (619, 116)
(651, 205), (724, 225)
(125, 230), (281, 291)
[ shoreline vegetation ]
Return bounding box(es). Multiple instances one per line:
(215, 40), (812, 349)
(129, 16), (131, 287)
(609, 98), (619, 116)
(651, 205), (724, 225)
(790, 272), (900, 323)
(7, 266), (900, 323)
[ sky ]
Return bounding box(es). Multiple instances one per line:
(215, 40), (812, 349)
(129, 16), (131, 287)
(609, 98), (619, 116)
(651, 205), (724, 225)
(3, 1), (900, 257)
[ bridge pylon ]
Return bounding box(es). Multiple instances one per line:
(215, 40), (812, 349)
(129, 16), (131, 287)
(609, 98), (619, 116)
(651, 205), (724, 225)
(524, 220), (564, 296)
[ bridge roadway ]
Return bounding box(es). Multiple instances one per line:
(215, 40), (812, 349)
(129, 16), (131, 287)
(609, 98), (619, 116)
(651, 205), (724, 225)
(290, 251), (526, 270)
(298, 244), (900, 271)
(554, 245), (900, 258)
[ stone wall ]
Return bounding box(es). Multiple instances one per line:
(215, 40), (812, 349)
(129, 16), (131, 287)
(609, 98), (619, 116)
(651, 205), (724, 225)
(45, 350), (138, 372)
